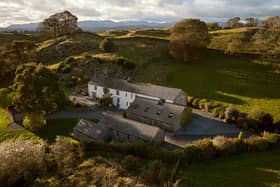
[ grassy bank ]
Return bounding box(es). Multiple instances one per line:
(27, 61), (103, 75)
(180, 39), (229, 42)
(180, 149), (280, 187)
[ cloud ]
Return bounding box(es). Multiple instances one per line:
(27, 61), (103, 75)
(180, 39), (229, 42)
(0, 0), (280, 27)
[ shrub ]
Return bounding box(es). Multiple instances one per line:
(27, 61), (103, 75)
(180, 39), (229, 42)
(211, 106), (226, 119)
(98, 96), (112, 108)
(245, 136), (269, 152)
(58, 63), (72, 73)
(142, 160), (170, 185)
(205, 101), (220, 113)
(248, 108), (274, 131)
(180, 107), (192, 127)
(0, 138), (48, 186)
(50, 136), (83, 176)
(192, 139), (216, 160)
(192, 98), (201, 108)
(184, 144), (202, 163)
(262, 132), (280, 146)
(238, 131), (245, 139)
(23, 111), (46, 131)
(198, 99), (208, 110)
(187, 96), (194, 106)
(64, 56), (75, 64)
(225, 105), (239, 123)
(121, 155), (141, 171)
(228, 138), (248, 155)
(116, 57), (135, 69)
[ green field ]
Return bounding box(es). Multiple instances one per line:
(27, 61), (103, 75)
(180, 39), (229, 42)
(180, 149), (280, 187)
(109, 36), (280, 121)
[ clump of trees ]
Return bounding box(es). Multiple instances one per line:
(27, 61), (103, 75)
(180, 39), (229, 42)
(207, 22), (221, 31)
(169, 19), (210, 62)
(225, 17), (258, 29)
(253, 16), (280, 56)
(39, 10), (78, 37)
(12, 63), (65, 131)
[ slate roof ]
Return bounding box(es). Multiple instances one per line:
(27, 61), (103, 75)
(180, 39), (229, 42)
(74, 119), (109, 142)
(127, 97), (186, 126)
(100, 112), (164, 141)
(89, 77), (183, 101)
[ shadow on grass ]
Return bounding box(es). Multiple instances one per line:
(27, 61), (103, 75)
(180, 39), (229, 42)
(36, 118), (79, 143)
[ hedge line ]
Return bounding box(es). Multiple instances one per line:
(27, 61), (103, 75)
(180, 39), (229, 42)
(83, 132), (280, 165)
(187, 96), (280, 133)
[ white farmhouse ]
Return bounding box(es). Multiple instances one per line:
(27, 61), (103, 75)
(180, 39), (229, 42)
(88, 77), (187, 110)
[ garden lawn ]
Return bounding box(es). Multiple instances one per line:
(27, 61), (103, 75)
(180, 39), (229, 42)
(180, 149), (280, 187)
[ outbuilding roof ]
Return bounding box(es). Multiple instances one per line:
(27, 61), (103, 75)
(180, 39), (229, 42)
(100, 112), (164, 141)
(127, 97), (186, 126)
(74, 119), (109, 142)
(89, 77), (183, 101)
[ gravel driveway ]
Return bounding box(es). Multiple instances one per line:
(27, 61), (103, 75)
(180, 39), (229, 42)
(165, 109), (252, 147)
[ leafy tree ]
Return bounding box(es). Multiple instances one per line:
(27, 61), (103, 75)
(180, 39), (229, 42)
(169, 19), (210, 62)
(12, 63), (65, 113)
(207, 22), (221, 31)
(225, 17), (244, 29)
(245, 17), (258, 27)
(253, 16), (280, 56)
(39, 10), (78, 37)
(23, 111), (46, 131)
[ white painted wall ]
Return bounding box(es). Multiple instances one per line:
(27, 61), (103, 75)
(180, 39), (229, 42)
(88, 82), (174, 110)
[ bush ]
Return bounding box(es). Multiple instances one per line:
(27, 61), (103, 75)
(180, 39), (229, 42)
(116, 57), (135, 69)
(184, 144), (202, 163)
(50, 136), (83, 176)
(225, 105), (240, 123)
(211, 106), (226, 119)
(23, 111), (46, 131)
(98, 96), (112, 108)
(180, 107), (192, 127)
(121, 155), (141, 171)
(142, 160), (170, 185)
(192, 139), (216, 160)
(205, 101), (220, 113)
(0, 138), (48, 186)
(192, 98), (201, 108)
(245, 136), (269, 152)
(198, 99), (208, 110)
(187, 96), (194, 106)
(248, 108), (274, 131)
(262, 132), (280, 146)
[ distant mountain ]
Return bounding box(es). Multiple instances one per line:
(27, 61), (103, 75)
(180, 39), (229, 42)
(0, 20), (174, 32)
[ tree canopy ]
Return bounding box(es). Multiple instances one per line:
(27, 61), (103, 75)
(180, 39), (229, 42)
(169, 19), (210, 62)
(207, 22), (221, 31)
(12, 63), (65, 113)
(225, 17), (244, 29)
(39, 10), (78, 37)
(253, 16), (280, 56)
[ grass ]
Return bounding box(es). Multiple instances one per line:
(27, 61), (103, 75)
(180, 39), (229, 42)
(36, 118), (100, 142)
(180, 149), (280, 187)
(132, 50), (280, 121)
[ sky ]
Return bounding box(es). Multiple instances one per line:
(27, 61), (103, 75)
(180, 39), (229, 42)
(0, 0), (280, 27)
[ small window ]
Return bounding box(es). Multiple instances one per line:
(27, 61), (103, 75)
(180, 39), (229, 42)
(116, 90), (120, 95)
(144, 107), (150, 112)
(156, 109), (162, 115)
(168, 112), (175, 118)
(131, 93), (133, 98)
(125, 93), (128, 97)
(94, 85), (97, 90)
